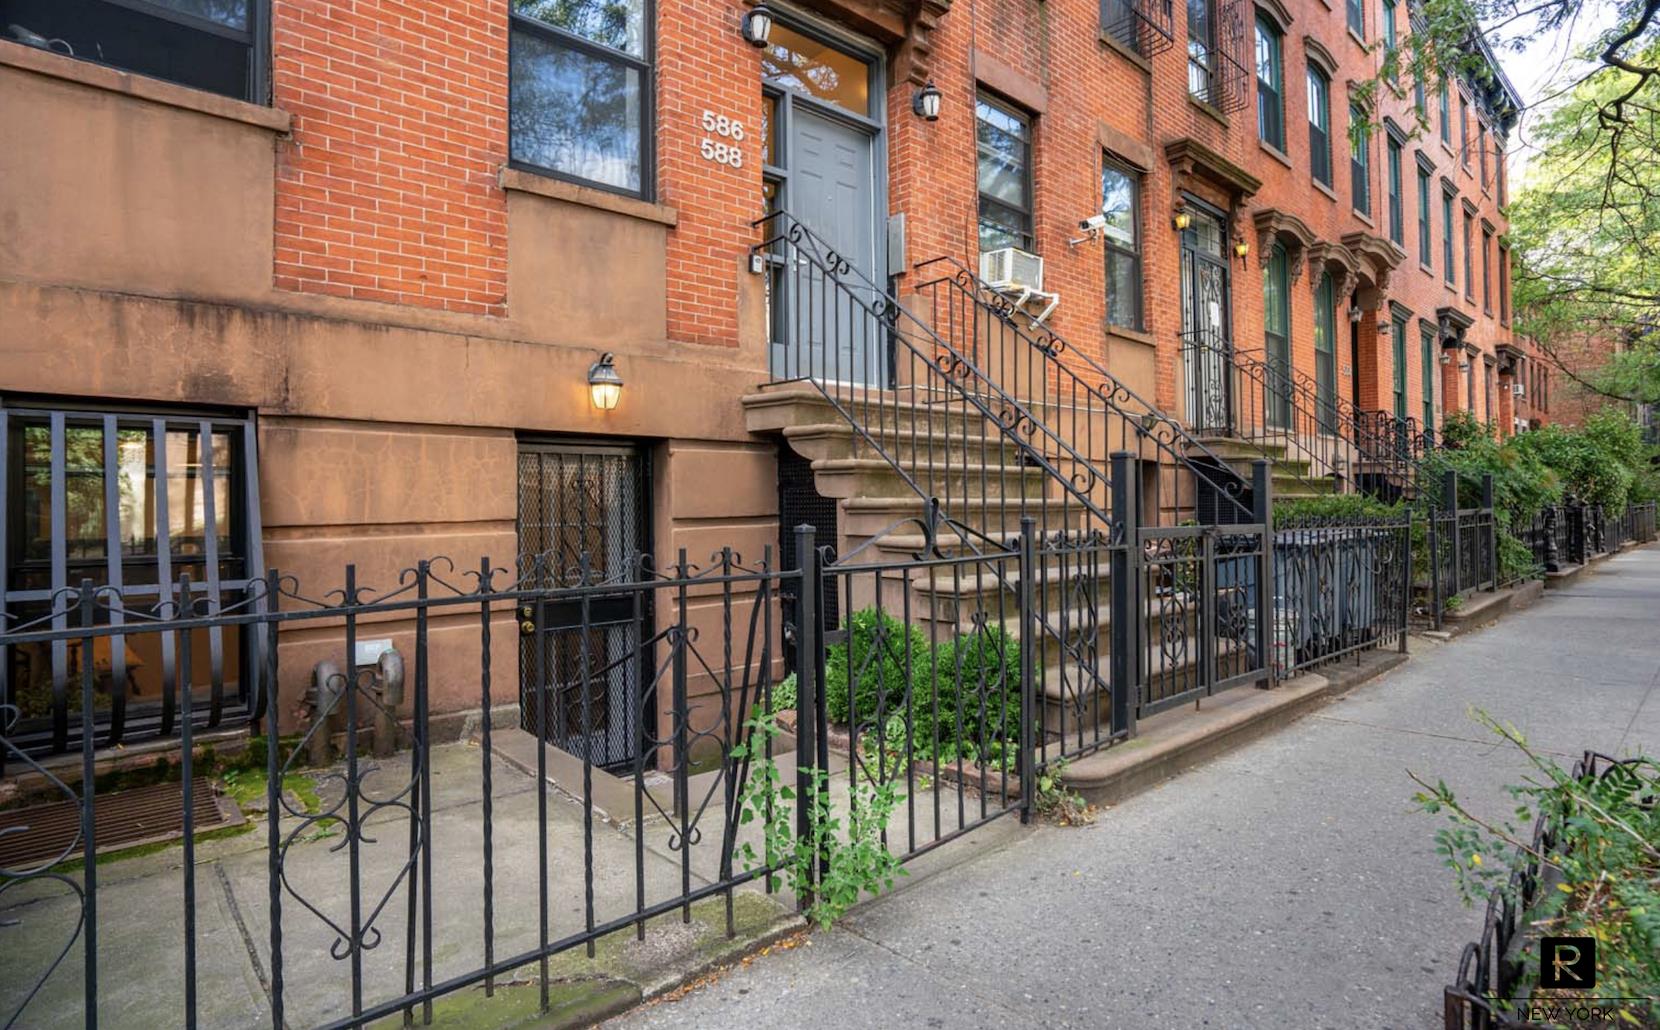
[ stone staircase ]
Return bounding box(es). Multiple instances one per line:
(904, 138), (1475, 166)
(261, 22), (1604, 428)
(1187, 436), (1341, 502)
(745, 382), (1247, 743)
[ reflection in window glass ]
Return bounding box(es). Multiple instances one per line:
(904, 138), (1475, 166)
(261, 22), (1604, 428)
(149, 0), (250, 29)
(1102, 162), (1142, 330)
(512, 0), (646, 57)
(761, 24), (869, 115)
(510, 30), (644, 193)
(976, 97), (1033, 252)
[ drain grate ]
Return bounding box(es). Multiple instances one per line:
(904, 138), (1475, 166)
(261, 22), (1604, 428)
(0, 781), (242, 869)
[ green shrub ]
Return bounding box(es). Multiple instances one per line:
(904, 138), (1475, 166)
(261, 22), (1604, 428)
(823, 608), (931, 727)
(1273, 493), (1404, 524)
(767, 672), (797, 715)
(931, 622), (1021, 749)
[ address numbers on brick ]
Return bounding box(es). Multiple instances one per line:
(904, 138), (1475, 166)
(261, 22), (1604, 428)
(699, 109), (746, 168)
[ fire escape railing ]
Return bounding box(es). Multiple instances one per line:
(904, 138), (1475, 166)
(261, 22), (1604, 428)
(1100, 0), (1175, 57)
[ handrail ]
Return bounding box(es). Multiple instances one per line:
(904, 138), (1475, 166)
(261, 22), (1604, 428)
(1180, 327), (1354, 488)
(912, 256), (1260, 522)
(753, 210), (1117, 549)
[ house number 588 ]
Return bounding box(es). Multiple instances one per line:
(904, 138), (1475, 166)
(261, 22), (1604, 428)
(700, 109), (745, 168)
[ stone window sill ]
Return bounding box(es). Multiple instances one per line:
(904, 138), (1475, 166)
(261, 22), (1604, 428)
(1259, 141), (1293, 168)
(500, 167), (679, 227)
(1106, 324), (1156, 349)
(1352, 208), (1375, 228)
(1312, 178), (1339, 202)
(0, 39), (291, 133)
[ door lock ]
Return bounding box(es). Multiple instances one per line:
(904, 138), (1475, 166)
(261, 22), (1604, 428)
(520, 607), (536, 636)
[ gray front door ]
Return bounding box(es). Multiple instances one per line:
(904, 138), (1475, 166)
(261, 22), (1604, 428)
(786, 107), (883, 384)
(762, 22), (886, 386)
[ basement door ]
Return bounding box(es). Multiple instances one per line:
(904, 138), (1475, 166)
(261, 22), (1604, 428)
(516, 443), (648, 770)
(762, 19), (888, 386)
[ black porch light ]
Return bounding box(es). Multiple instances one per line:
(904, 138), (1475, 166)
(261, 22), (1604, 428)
(913, 81), (943, 121)
(588, 352), (624, 411)
(742, 5), (774, 47)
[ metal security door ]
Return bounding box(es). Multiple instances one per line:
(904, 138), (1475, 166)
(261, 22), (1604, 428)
(516, 443), (647, 769)
(1181, 207), (1232, 433)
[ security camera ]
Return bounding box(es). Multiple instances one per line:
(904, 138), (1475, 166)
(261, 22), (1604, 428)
(1069, 213), (1109, 247)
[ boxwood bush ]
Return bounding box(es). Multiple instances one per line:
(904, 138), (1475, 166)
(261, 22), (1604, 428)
(931, 622), (1022, 750)
(822, 608), (931, 728)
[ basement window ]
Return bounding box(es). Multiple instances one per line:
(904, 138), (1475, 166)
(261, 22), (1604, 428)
(0, 0), (263, 102)
(1, 402), (264, 757)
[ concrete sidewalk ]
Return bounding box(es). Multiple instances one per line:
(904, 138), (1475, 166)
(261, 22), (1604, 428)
(614, 546), (1660, 1029)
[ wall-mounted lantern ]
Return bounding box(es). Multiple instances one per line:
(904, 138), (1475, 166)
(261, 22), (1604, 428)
(741, 5), (773, 47)
(1172, 203), (1191, 231)
(588, 352), (624, 411)
(912, 81), (942, 121)
(1233, 239), (1250, 264)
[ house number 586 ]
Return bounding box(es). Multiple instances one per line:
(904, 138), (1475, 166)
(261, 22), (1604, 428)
(700, 109), (745, 168)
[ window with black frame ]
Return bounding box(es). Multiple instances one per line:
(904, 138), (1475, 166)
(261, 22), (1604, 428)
(1255, 16), (1284, 150)
(1308, 65), (1332, 186)
(1188, 0), (1216, 103)
(1102, 159), (1142, 329)
(1350, 104), (1371, 216)
(509, 0), (653, 198)
(0, 0), (261, 102)
(977, 95), (1034, 252)
(1, 406), (261, 756)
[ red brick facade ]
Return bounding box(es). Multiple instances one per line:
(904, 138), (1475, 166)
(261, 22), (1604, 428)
(255, 0), (1525, 437)
(272, 0), (509, 315)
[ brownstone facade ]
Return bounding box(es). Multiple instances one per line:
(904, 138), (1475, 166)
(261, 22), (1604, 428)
(0, 0), (1530, 750)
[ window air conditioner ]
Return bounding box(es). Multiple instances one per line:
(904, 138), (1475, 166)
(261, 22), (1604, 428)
(1513, 383), (1526, 397)
(980, 247), (1044, 293)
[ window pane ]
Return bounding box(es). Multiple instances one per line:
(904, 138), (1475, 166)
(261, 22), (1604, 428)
(1106, 249), (1139, 328)
(19, 425), (104, 563)
(511, 29), (643, 193)
(760, 23), (869, 115)
(1, 0), (254, 100)
(149, 0), (249, 30)
(1101, 166), (1137, 247)
(976, 99), (1029, 209)
(513, 0), (645, 58)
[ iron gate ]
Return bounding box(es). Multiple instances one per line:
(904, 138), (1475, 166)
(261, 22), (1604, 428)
(515, 443), (648, 769)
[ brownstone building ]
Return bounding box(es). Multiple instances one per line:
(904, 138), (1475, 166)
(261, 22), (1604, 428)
(0, 0), (1527, 763)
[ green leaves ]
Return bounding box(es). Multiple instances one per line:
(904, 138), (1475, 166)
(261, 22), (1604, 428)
(1412, 710), (1660, 1020)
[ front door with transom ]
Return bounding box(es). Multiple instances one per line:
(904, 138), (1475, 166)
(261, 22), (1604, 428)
(1182, 206), (1233, 434)
(761, 20), (887, 386)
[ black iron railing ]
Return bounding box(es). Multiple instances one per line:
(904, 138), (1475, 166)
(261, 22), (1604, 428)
(1179, 328), (1353, 488)
(755, 211), (1113, 549)
(913, 258), (1262, 524)
(1424, 471), (1497, 626)
(1272, 512), (1413, 676)
(1100, 0), (1174, 56)
(0, 505), (1282, 1028)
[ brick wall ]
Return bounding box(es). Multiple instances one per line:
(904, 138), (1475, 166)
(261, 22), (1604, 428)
(272, 0), (509, 315)
(658, 0), (768, 347)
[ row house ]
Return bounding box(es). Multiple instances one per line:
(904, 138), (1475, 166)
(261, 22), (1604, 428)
(0, 0), (1523, 766)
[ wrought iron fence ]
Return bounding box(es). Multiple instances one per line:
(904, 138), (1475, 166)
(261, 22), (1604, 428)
(1424, 472), (1497, 627)
(1634, 500), (1658, 543)
(1442, 752), (1645, 1029)
(1272, 513), (1412, 676)
(0, 491), (1290, 1029)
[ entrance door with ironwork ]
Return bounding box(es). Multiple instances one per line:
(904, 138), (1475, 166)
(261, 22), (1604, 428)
(516, 443), (647, 769)
(761, 20), (887, 386)
(1181, 206), (1232, 433)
